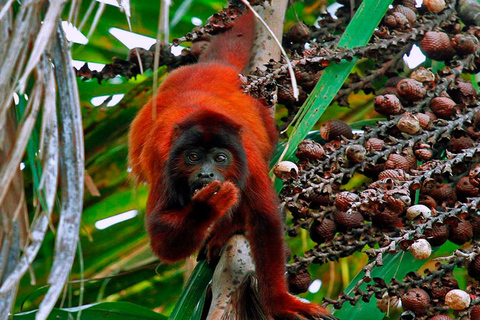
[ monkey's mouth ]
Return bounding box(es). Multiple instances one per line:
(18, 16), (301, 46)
(191, 181), (210, 195)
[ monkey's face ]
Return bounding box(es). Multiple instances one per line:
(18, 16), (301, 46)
(182, 147), (234, 196)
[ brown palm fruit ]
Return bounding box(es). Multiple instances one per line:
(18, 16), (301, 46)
(414, 145), (433, 160)
(304, 192), (330, 209)
(471, 305), (480, 320)
(364, 138), (385, 152)
(335, 191), (359, 212)
(468, 254), (480, 280)
(287, 266), (311, 294)
(320, 119), (353, 141)
(429, 183), (456, 205)
(430, 316), (453, 320)
(296, 140), (325, 162)
(278, 85), (307, 105)
(452, 34), (477, 55)
(378, 169), (409, 181)
(448, 135), (474, 153)
(372, 207), (400, 229)
(385, 154), (411, 172)
(419, 31), (455, 61)
(385, 76), (405, 88)
(416, 113), (433, 130)
(425, 223), (450, 246)
(402, 0), (417, 8)
(346, 145), (367, 164)
(309, 218), (336, 244)
(385, 12), (410, 29)
(430, 97), (457, 119)
(334, 210), (364, 231)
(396, 79), (427, 101)
(469, 164), (480, 187)
(286, 199), (309, 219)
(448, 219), (473, 245)
(286, 22), (311, 44)
(384, 189), (411, 213)
(397, 112), (421, 134)
(466, 126), (480, 139)
(418, 194), (437, 209)
(451, 81), (478, 105)
(374, 94), (404, 115)
(394, 5), (417, 24)
(423, 0), (446, 12)
(402, 288), (431, 314)
(456, 176), (480, 199)
(471, 216), (480, 239)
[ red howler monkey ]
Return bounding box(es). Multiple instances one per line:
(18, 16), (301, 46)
(128, 9), (332, 320)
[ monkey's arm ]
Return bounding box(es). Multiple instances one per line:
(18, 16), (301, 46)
(147, 181), (239, 262)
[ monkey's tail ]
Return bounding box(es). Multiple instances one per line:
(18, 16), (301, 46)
(199, 9), (256, 73)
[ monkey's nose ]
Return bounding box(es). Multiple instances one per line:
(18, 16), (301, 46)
(197, 172), (215, 179)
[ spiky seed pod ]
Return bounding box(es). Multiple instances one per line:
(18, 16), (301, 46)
(346, 145), (367, 164)
(451, 81), (478, 106)
(376, 292), (400, 313)
(449, 220), (473, 245)
(273, 161), (298, 180)
(385, 154), (411, 172)
(384, 189), (411, 213)
(296, 140), (325, 162)
(397, 112), (421, 134)
(406, 205), (432, 221)
(402, 288), (431, 314)
(396, 78), (427, 102)
(309, 218), (336, 244)
(320, 119), (353, 141)
(469, 164), (480, 187)
(410, 67), (435, 83)
(372, 207), (399, 229)
(452, 34), (477, 55)
(394, 5), (416, 24)
(447, 135), (474, 153)
(385, 12), (409, 29)
(286, 22), (311, 44)
(445, 289), (471, 310)
(456, 176), (480, 198)
(468, 255), (480, 280)
(304, 192), (330, 209)
(287, 266), (311, 295)
(418, 194), (437, 209)
(419, 31), (455, 61)
(335, 191), (359, 212)
(425, 224), (450, 246)
(415, 113), (433, 130)
(430, 97), (457, 119)
(423, 0), (447, 12)
(364, 138), (385, 152)
(471, 306), (480, 320)
(334, 210), (364, 231)
(430, 316), (453, 320)
(410, 239), (432, 260)
(374, 94), (404, 115)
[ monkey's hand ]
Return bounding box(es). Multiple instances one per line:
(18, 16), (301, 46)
(192, 180), (239, 220)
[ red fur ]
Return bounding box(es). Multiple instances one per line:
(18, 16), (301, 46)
(128, 10), (331, 320)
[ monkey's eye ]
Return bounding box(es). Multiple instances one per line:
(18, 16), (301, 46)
(187, 153), (200, 163)
(214, 153), (227, 163)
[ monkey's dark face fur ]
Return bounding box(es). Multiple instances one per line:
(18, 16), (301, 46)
(163, 123), (248, 208)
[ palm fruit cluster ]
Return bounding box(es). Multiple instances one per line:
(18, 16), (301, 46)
(276, 0), (480, 318)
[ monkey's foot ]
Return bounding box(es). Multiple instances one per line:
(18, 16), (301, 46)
(268, 294), (336, 320)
